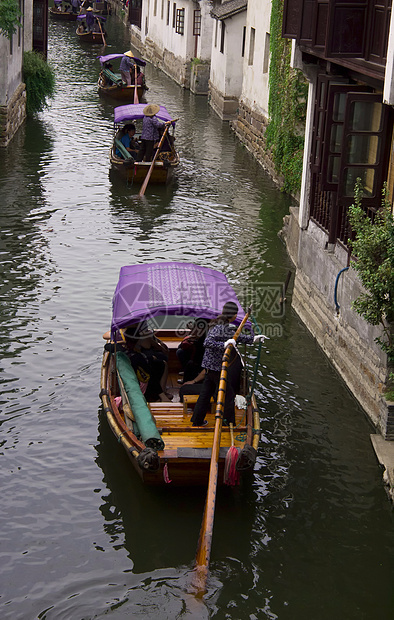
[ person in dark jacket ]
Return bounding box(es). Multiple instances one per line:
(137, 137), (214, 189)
(190, 301), (265, 426)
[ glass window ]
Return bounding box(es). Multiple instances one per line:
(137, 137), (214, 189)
(332, 92), (346, 122)
(347, 135), (379, 164)
(329, 124), (343, 153)
(248, 27), (255, 65)
(175, 7), (184, 34)
(343, 167), (375, 197)
(319, 81), (326, 108)
(327, 155), (340, 183)
(349, 101), (382, 131)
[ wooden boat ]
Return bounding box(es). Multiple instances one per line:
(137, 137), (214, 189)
(76, 13), (107, 43)
(91, 0), (110, 14)
(49, 3), (78, 20)
(97, 53), (147, 102)
(109, 103), (180, 185)
(100, 262), (261, 487)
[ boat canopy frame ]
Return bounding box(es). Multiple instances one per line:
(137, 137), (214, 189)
(113, 104), (176, 129)
(110, 262), (251, 339)
(98, 53), (146, 67)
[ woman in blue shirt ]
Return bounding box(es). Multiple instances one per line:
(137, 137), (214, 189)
(116, 123), (139, 159)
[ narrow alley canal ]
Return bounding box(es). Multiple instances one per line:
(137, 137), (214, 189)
(0, 13), (393, 620)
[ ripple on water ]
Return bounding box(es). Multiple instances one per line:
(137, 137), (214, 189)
(0, 14), (393, 620)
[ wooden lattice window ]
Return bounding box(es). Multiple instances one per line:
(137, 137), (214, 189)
(176, 7), (185, 34)
(193, 9), (201, 35)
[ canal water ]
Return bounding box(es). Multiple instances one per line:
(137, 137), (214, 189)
(1, 14), (393, 620)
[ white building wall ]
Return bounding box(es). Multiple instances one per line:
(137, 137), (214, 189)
(142, 0), (200, 60)
(0, 0), (34, 106)
(240, 0), (271, 117)
(210, 12), (245, 99)
(0, 31), (23, 106)
(196, 1), (213, 60)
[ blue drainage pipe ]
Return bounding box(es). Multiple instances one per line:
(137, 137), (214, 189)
(334, 267), (349, 313)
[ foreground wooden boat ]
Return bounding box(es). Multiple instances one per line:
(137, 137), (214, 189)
(109, 103), (179, 185)
(97, 53), (147, 102)
(100, 262), (261, 487)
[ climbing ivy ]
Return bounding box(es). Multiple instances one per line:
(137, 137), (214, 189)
(0, 0), (22, 39)
(348, 179), (394, 398)
(266, 0), (308, 194)
(23, 51), (55, 116)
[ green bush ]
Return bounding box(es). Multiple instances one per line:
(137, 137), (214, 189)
(0, 0), (22, 39)
(266, 0), (308, 194)
(23, 51), (55, 116)
(348, 179), (394, 398)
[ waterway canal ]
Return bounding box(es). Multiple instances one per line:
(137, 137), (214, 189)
(0, 13), (393, 620)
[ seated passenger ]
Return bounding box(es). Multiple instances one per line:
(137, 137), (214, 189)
(176, 318), (208, 383)
(130, 66), (145, 87)
(102, 61), (114, 85)
(179, 368), (206, 402)
(116, 123), (139, 159)
(123, 324), (171, 402)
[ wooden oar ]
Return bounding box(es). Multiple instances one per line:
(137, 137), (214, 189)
(193, 307), (251, 594)
(97, 18), (106, 46)
(138, 120), (173, 197)
(133, 64), (139, 104)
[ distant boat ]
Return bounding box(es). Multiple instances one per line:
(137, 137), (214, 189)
(49, 0), (78, 20)
(97, 53), (147, 102)
(109, 103), (180, 185)
(100, 262), (261, 486)
(76, 13), (107, 44)
(91, 0), (110, 14)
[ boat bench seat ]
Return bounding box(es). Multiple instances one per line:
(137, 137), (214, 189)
(182, 394), (215, 416)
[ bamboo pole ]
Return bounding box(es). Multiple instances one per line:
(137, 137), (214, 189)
(193, 307), (251, 594)
(97, 18), (106, 46)
(133, 64), (139, 104)
(138, 121), (173, 196)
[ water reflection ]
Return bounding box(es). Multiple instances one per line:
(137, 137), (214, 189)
(0, 12), (393, 620)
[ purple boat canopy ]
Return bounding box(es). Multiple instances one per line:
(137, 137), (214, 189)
(97, 53), (146, 66)
(111, 262), (250, 336)
(114, 103), (176, 126)
(77, 13), (106, 20)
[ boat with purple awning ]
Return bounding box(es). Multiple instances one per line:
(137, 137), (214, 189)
(109, 103), (180, 186)
(76, 12), (107, 43)
(97, 53), (147, 102)
(100, 262), (262, 486)
(49, 0), (79, 20)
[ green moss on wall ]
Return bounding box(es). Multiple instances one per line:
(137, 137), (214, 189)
(266, 0), (307, 194)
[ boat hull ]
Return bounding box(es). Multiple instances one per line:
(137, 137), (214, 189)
(100, 334), (260, 487)
(76, 30), (106, 43)
(98, 82), (145, 102)
(49, 7), (78, 20)
(110, 150), (179, 185)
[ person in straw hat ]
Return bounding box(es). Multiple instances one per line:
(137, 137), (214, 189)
(119, 50), (134, 85)
(137, 103), (169, 162)
(85, 6), (95, 31)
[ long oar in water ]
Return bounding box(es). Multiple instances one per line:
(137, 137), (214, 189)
(193, 307), (251, 595)
(97, 18), (106, 46)
(133, 64), (139, 104)
(138, 120), (175, 197)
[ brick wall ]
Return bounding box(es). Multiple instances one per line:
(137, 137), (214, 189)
(0, 84), (26, 148)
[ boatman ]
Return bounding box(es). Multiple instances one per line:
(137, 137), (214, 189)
(120, 50), (134, 86)
(85, 6), (95, 30)
(137, 103), (170, 162)
(71, 0), (81, 13)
